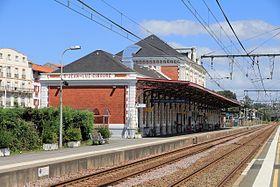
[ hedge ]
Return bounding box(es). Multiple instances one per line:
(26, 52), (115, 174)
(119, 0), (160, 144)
(0, 107), (93, 152)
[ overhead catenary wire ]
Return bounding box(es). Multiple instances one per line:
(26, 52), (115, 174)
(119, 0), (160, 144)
(99, 0), (226, 89)
(248, 31), (280, 54)
(203, 27), (280, 56)
(54, 0), (226, 90)
(181, 0), (260, 89)
(99, 0), (153, 35)
(53, 0), (138, 42)
(215, 0), (267, 92)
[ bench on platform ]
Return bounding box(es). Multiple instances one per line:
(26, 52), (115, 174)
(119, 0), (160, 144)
(89, 132), (105, 145)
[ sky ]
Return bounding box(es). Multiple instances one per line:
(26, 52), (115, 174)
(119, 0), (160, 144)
(1, 0), (280, 101)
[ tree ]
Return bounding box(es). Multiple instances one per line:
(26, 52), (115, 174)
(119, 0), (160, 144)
(243, 95), (253, 109)
(217, 90), (237, 100)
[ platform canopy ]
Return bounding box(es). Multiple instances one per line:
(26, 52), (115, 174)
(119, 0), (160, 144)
(137, 78), (240, 108)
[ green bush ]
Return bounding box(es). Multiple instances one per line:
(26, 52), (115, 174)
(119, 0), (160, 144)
(42, 128), (58, 144)
(65, 128), (82, 142)
(0, 107), (93, 152)
(0, 130), (14, 148)
(62, 107), (93, 140)
(0, 120), (41, 151)
(98, 127), (111, 139)
(13, 121), (41, 151)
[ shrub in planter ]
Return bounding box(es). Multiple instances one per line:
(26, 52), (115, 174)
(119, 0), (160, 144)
(0, 130), (13, 148)
(98, 127), (111, 139)
(63, 107), (93, 141)
(65, 128), (82, 141)
(65, 128), (82, 148)
(134, 128), (142, 139)
(42, 128), (58, 150)
(0, 130), (13, 156)
(12, 121), (41, 151)
(42, 128), (58, 144)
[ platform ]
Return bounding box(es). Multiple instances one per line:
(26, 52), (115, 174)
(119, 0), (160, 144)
(235, 126), (280, 187)
(0, 126), (262, 187)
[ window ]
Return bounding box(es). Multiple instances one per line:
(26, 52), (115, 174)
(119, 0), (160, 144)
(14, 68), (19, 78)
(6, 81), (10, 90)
(0, 53), (2, 59)
(22, 57), (26, 62)
(14, 81), (18, 90)
(15, 56), (19, 62)
(22, 69), (26, 79)
(21, 97), (25, 107)
(7, 54), (11, 61)
(0, 66), (2, 77)
(7, 66), (11, 78)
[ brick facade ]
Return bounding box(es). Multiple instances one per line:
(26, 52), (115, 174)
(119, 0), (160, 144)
(161, 66), (179, 80)
(48, 86), (126, 124)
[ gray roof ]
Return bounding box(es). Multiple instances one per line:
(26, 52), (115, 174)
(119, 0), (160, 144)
(53, 50), (134, 73)
(134, 64), (167, 80)
(117, 35), (184, 58)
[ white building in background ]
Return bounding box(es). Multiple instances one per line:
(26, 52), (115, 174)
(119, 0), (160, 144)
(0, 48), (33, 107)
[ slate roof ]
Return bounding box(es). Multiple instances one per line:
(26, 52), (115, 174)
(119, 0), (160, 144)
(133, 64), (167, 80)
(53, 50), (134, 73)
(116, 34), (184, 58)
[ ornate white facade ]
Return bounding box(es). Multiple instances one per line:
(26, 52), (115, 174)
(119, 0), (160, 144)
(0, 48), (33, 107)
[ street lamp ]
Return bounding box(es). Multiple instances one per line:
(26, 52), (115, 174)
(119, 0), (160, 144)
(59, 45), (81, 148)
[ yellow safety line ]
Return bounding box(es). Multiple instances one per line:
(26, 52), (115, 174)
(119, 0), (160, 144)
(273, 135), (280, 187)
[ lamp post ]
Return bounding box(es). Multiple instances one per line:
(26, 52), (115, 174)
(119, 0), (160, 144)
(59, 45), (81, 148)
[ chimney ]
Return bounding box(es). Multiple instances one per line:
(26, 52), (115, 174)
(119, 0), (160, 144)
(191, 48), (196, 62)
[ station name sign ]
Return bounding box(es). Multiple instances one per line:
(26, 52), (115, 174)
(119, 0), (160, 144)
(63, 73), (115, 79)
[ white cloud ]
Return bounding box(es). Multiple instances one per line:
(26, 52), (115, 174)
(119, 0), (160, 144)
(140, 19), (279, 40)
(141, 20), (205, 36)
(167, 41), (213, 57)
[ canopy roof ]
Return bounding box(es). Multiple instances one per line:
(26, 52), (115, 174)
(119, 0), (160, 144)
(137, 78), (240, 108)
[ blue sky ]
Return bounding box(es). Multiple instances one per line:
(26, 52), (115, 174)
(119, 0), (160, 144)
(1, 0), (280, 100)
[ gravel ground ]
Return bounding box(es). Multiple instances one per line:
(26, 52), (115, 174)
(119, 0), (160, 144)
(114, 126), (271, 187)
(112, 133), (243, 187)
(142, 126), (272, 187)
(25, 126), (269, 187)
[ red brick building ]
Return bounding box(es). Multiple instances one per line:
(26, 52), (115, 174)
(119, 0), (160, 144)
(32, 64), (54, 108)
(40, 35), (239, 137)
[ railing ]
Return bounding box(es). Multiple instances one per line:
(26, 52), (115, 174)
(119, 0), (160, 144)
(0, 86), (33, 93)
(14, 74), (19, 78)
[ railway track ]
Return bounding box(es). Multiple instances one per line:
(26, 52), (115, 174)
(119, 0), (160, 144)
(51, 126), (268, 187)
(167, 125), (276, 187)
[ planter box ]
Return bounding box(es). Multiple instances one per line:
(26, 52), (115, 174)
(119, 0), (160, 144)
(134, 134), (142, 139)
(43, 143), (58, 151)
(67, 141), (81, 148)
(0, 148), (10, 157)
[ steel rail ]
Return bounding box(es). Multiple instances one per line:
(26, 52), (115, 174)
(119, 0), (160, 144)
(167, 125), (275, 187)
(217, 126), (277, 187)
(52, 127), (263, 187)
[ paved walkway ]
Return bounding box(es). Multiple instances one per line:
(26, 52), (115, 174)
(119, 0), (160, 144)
(0, 132), (208, 173)
(237, 126), (280, 187)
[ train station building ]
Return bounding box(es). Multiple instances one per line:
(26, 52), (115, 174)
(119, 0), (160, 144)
(40, 35), (240, 138)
